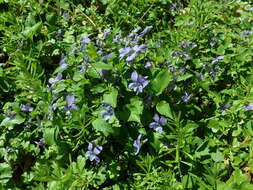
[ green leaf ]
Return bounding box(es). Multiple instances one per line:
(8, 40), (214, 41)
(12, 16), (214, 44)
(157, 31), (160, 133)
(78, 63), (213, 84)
(156, 101), (173, 119)
(0, 115), (25, 127)
(43, 127), (58, 146)
(46, 13), (57, 25)
(103, 87), (118, 107)
(92, 118), (113, 136)
(151, 69), (173, 95)
(63, 30), (75, 43)
(125, 97), (143, 123)
(0, 163), (12, 184)
(92, 62), (113, 70)
(208, 119), (220, 133)
(211, 151), (223, 162)
(73, 71), (83, 82)
(22, 22), (42, 39)
(91, 84), (107, 94)
(177, 73), (193, 82)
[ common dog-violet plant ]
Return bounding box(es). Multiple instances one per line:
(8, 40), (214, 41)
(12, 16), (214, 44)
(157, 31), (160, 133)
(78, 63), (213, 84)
(1, 0), (253, 189)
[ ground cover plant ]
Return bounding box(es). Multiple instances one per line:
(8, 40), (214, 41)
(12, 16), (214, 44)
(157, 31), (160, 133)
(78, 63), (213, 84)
(1, 0), (253, 189)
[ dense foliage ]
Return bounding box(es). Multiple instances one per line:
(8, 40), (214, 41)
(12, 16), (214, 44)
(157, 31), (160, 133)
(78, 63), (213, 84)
(1, 0), (253, 189)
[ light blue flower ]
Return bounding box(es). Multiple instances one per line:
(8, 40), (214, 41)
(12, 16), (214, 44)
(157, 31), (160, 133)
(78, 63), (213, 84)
(59, 54), (68, 69)
(128, 71), (149, 95)
(48, 73), (63, 90)
(149, 114), (167, 133)
(182, 91), (192, 103)
(100, 103), (114, 121)
(63, 94), (78, 114)
(20, 104), (34, 112)
(86, 141), (103, 162)
(219, 103), (231, 115)
(241, 30), (252, 37)
(119, 44), (147, 62)
(100, 53), (114, 62)
(244, 104), (253, 111)
(35, 139), (45, 148)
(80, 34), (91, 44)
(211, 56), (224, 64)
(139, 26), (153, 37)
(133, 134), (142, 155)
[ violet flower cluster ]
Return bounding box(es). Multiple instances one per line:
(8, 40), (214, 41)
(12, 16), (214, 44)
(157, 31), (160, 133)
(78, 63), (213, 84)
(115, 26), (152, 62)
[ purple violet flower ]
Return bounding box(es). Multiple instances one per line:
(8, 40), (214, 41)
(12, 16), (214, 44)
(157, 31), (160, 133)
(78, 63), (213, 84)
(69, 47), (76, 56)
(55, 29), (63, 41)
(80, 34), (91, 44)
(128, 71), (149, 95)
(199, 73), (204, 80)
(20, 104), (34, 112)
(211, 56), (224, 64)
(144, 62), (153, 68)
(170, 1), (184, 12)
(220, 103), (231, 115)
(171, 51), (189, 59)
(133, 44), (148, 52)
(182, 91), (192, 103)
(172, 51), (181, 57)
(63, 12), (70, 20)
(243, 104), (253, 111)
(63, 94), (78, 114)
(100, 53), (114, 62)
(119, 47), (131, 60)
(100, 103), (114, 121)
(113, 30), (123, 44)
(48, 73), (63, 90)
(59, 54), (68, 69)
(202, 62), (209, 67)
(85, 141), (103, 162)
(35, 139), (45, 148)
(119, 44), (147, 62)
(139, 26), (153, 37)
(78, 56), (90, 73)
(241, 30), (252, 37)
(133, 134), (142, 155)
(149, 114), (167, 133)
(101, 29), (110, 41)
(5, 112), (15, 121)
